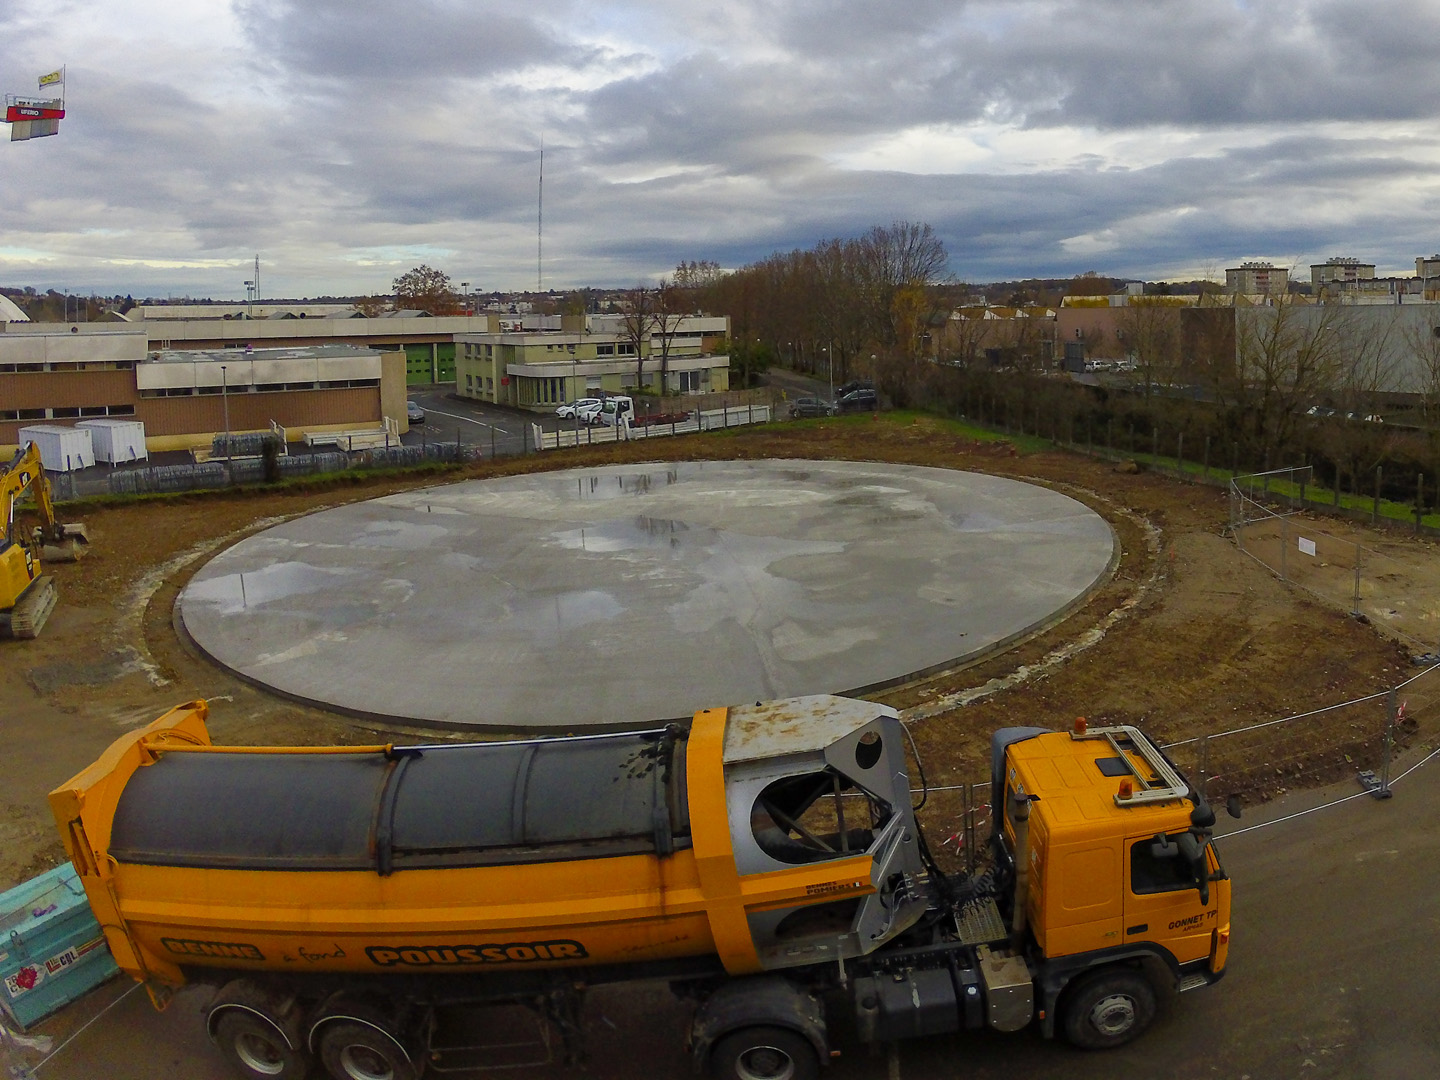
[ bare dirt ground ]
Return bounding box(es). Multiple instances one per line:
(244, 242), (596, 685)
(3, 415), (1432, 890)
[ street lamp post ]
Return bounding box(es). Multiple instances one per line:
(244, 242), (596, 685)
(826, 341), (833, 405)
(220, 364), (232, 479)
(461, 282), (470, 316)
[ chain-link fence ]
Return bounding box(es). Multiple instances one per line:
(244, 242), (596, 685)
(47, 441), (483, 500)
(1231, 467), (1440, 654)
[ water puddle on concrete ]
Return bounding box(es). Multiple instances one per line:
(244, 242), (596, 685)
(183, 561), (356, 615)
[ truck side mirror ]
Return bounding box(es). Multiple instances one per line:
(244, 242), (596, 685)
(1225, 795), (1242, 820)
(1149, 833), (1176, 859)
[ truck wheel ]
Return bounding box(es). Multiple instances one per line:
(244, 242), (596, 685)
(710, 1026), (819, 1080)
(213, 1011), (310, 1080)
(1061, 969), (1157, 1050)
(317, 1022), (418, 1080)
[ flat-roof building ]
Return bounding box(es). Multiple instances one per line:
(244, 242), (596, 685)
(1, 329), (406, 455)
(1226, 262), (1290, 295)
(455, 314), (730, 410)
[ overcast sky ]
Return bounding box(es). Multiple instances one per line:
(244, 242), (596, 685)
(4, 0), (1440, 300)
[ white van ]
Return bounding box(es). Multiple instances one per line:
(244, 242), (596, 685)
(595, 396), (634, 428)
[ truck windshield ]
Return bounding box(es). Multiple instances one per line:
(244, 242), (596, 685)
(750, 770), (892, 864)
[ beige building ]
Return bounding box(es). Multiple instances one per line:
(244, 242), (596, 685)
(455, 314), (730, 410)
(1311, 258), (1375, 285)
(1226, 262), (1289, 295)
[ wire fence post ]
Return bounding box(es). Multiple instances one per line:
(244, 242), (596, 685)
(1352, 540), (1362, 616)
(1378, 689), (1397, 799)
(1280, 515), (1288, 581)
(1197, 735), (1211, 801)
(963, 783), (976, 876)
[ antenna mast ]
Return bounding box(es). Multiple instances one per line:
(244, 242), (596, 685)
(537, 141), (544, 295)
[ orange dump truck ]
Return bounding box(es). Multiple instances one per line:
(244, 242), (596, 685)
(50, 696), (1231, 1080)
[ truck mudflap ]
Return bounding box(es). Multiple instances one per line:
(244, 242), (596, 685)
(689, 975), (827, 1073)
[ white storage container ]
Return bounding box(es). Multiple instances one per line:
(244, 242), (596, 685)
(16, 425), (95, 472)
(76, 418), (148, 463)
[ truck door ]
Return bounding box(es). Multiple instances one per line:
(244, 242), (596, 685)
(1123, 832), (1219, 967)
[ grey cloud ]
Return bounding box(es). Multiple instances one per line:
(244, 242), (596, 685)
(234, 0), (593, 82)
(5, 0), (1440, 297)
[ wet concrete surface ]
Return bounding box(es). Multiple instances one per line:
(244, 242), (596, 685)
(177, 460), (1115, 730)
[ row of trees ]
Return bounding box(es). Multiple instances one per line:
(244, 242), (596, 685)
(677, 222), (951, 386)
(900, 362), (1440, 513)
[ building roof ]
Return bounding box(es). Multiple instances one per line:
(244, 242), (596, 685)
(148, 344), (381, 364)
(0, 295), (30, 322)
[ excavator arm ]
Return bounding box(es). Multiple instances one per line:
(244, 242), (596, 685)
(1, 442), (86, 639)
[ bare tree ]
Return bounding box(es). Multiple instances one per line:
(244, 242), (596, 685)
(938, 302), (991, 370)
(651, 278), (688, 393)
(1233, 297), (1342, 452)
(1329, 308), (1399, 417)
(621, 286), (661, 391)
(1401, 318), (1440, 424)
(1116, 299), (1184, 399)
(856, 222), (948, 348)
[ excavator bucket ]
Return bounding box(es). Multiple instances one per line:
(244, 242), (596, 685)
(34, 523), (88, 563)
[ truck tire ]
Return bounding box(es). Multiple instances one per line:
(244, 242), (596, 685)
(710, 1026), (819, 1080)
(317, 1022), (419, 1080)
(1060, 969), (1157, 1050)
(213, 1010), (311, 1080)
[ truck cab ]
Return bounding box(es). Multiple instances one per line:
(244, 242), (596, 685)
(996, 721), (1231, 1024)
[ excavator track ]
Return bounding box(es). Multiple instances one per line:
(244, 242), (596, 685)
(1, 575), (58, 639)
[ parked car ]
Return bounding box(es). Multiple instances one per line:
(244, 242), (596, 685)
(836, 379), (874, 397)
(789, 397), (835, 419)
(556, 398), (603, 423)
(406, 400), (426, 424)
(836, 388), (878, 413)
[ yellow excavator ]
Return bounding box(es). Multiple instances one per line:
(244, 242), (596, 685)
(1, 442), (88, 638)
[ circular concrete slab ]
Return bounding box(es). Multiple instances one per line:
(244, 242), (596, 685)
(179, 460), (1115, 730)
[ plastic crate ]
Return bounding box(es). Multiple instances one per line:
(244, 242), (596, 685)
(0, 864), (119, 1030)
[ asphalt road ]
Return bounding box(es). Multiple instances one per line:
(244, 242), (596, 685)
(403, 385), (664, 459)
(23, 749), (1440, 1080)
(402, 386), (532, 458)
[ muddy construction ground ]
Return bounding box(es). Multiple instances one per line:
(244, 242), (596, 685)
(4, 414), (1435, 889)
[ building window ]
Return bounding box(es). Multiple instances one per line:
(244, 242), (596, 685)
(618, 342), (637, 356)
(466, 374), (474, 388)
(677, 371), (701, 393)
(51, 407), (81, 418)
(536, 377), (565, 404)
(596, 344), (615, 356)
(486, 378), (494, 391)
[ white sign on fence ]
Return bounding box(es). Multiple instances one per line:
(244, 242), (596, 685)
(1298, 536), (1317, 557)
